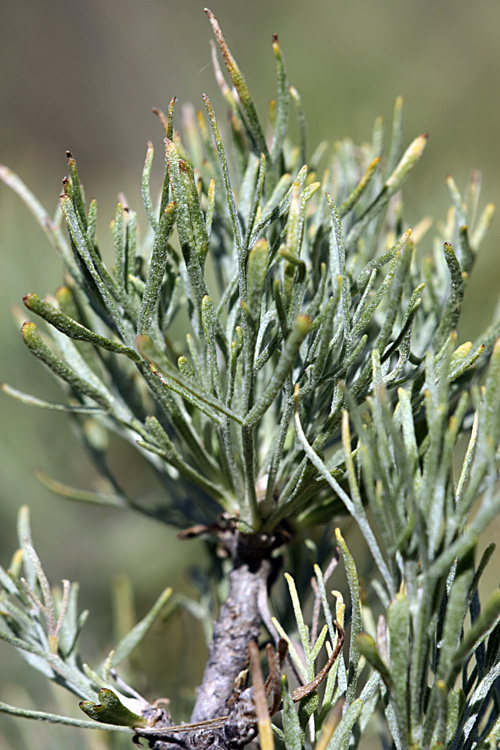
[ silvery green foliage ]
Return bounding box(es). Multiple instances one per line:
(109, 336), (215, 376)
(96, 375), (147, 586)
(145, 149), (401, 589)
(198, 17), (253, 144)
(0, 507), (172, 746)
(1, 9), (500, 750)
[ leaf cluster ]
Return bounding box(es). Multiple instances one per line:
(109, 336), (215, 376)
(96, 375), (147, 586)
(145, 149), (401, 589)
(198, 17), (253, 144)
(0, 506), (172, 738)
(1, 14), (496, 538)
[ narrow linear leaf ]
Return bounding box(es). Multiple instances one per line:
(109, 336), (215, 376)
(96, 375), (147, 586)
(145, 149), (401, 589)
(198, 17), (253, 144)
(141, 141), (158, 231)
(338, 156), (381, 218)
(329, 698), (363, 747)
(336, 527), (362, 704)
(203, 95), (243, 254)
(111, 587), (172, 667)
(21, 322), (111, 408)
(23, 293), (140, 361)
(280, 675), (302, 750)
(387, 593), (410, 745)
(0, 165), (76, 271)
(355, 633), (393, 688)
(270, 34), (289, 165)
(137, 334), (242, 424)
(1, 384), (107, 414)
(243, 314), (311, 427)
(137, 200), (177, 335)
(205, 9), (268, 157)
(345, 133), (428, 249)
(36, 470), (128, 508)
(0, 700), (133, 733)
(66, 151), (87, 229)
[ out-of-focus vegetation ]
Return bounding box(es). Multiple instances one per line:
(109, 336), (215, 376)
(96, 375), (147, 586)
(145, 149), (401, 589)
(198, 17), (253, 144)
(1, 0), (499, 745)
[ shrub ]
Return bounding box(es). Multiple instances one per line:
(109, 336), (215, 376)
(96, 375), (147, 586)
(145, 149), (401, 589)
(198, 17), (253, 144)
(1, 9), (500, 750)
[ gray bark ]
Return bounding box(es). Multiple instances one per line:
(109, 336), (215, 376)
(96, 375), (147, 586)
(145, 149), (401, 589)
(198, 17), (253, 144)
(139, 533), (275, 750)
(190, 554), (272, 723)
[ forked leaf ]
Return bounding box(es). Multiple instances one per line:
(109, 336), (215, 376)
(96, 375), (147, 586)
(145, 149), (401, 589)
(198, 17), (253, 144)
(205, 9), (268, 157)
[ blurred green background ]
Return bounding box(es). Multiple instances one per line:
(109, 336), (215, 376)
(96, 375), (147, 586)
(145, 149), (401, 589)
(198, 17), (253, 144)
(1, 0), (499, 746)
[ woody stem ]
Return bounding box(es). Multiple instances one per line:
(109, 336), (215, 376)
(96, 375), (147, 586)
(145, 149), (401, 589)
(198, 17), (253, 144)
(189, 542), (272, 723)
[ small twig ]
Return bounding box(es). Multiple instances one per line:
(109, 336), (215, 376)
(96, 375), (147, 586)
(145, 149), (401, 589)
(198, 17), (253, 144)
(265, 642), (282, 716)
(138, 716), (228, 735)
(277, 638), (288, 671)
(291, 621), (344, 702)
